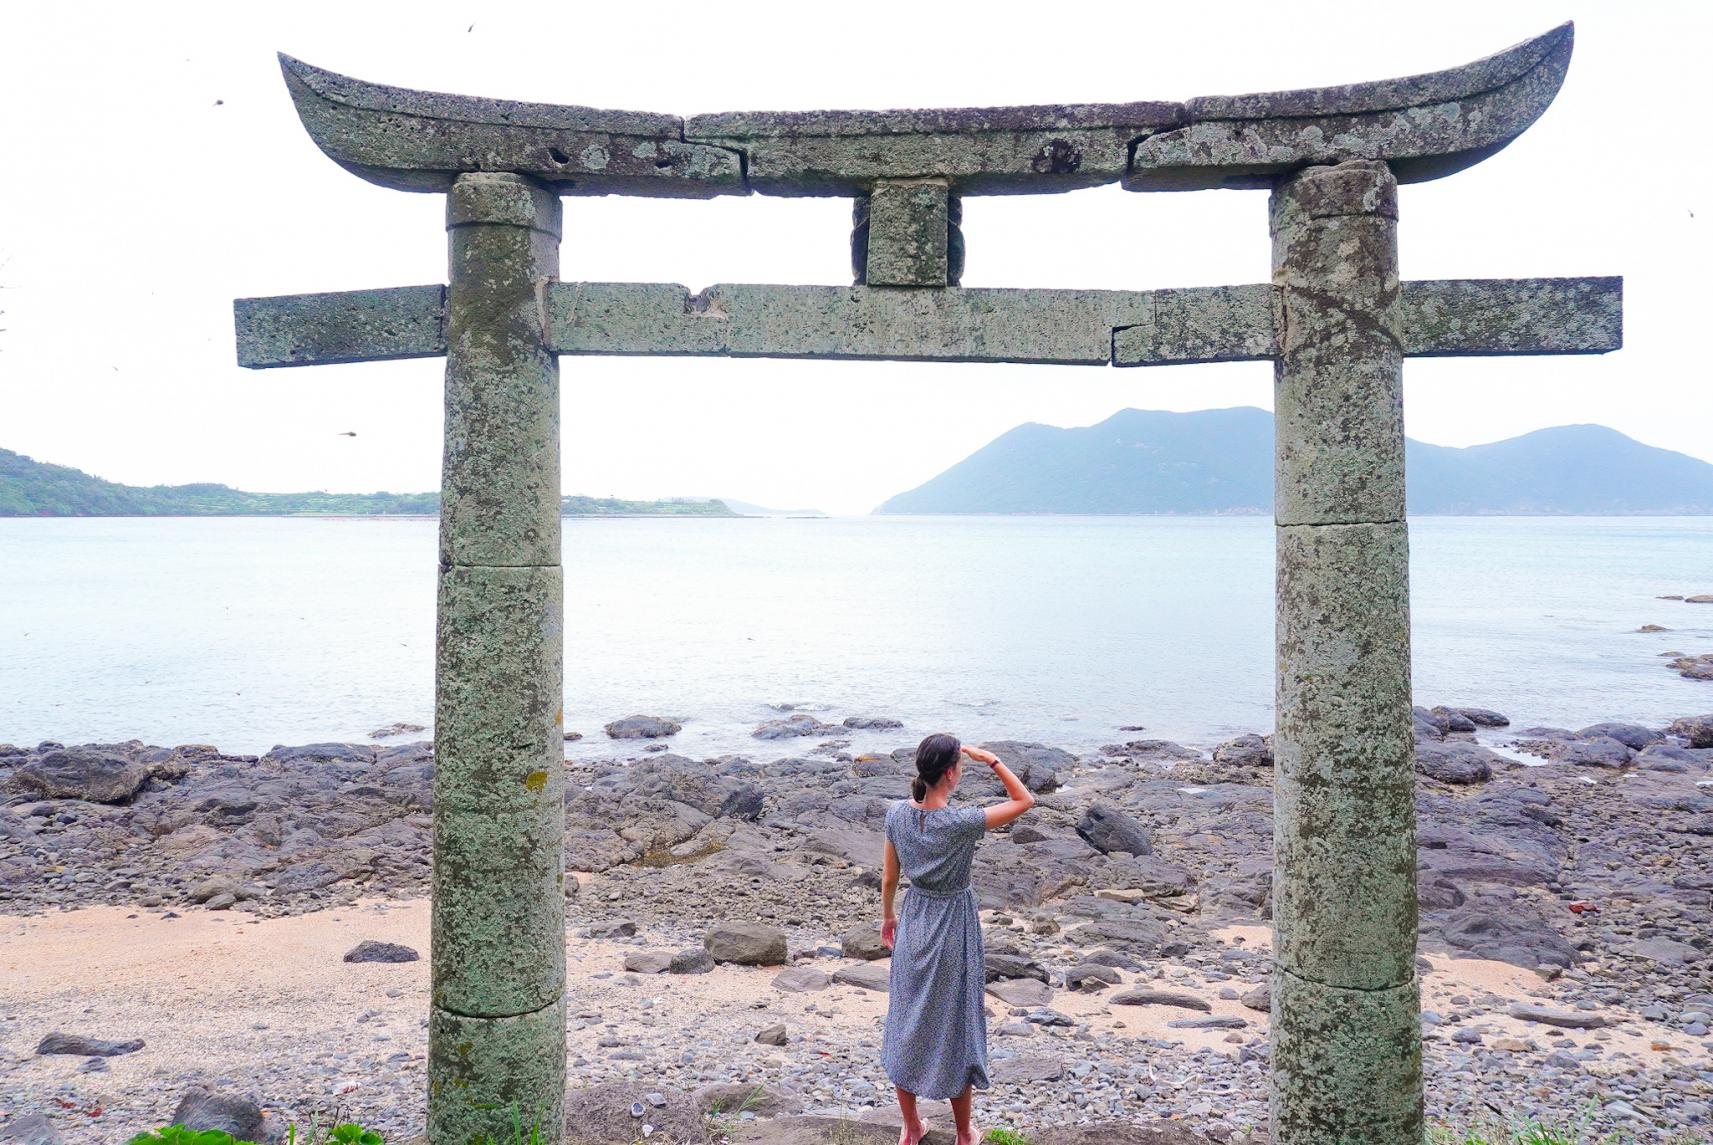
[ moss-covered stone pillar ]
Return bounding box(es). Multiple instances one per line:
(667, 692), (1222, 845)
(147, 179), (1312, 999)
(1268, 159), (1422, 1144)
(430, 172), (566, 1145)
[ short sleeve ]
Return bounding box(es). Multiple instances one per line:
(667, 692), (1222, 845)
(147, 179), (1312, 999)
(959, 805), (988, 842)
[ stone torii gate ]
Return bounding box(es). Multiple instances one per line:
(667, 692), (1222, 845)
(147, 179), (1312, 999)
(235, 23), (1620, 1145)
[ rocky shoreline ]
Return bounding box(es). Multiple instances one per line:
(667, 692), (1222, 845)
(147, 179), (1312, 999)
(2, 706), (1711, 1143)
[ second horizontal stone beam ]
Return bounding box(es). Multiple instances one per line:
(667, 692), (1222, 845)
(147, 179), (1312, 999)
(234, 277), (1621, 369)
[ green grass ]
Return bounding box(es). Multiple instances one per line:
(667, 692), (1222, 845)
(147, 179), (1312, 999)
(983, 1130), (1031, 1145)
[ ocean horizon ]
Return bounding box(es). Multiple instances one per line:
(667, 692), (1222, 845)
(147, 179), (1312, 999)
(1, 514), (1708, 757)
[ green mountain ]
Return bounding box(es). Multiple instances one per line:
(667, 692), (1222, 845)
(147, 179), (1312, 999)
(875, 408), (1713, 515)
(0, 449), (738, 518)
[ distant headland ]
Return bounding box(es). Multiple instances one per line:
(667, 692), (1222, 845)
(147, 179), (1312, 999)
(0, 448), (739, 518)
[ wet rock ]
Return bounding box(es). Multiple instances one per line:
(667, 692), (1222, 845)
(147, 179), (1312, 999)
(13, 748), (150, 804)
(1669, 715), (1713, 748)
(1212, 734), (1272, 768)
(1576, 722), (1663, 750)
(704, 921), (786, 965)
(1414, 705), (1451, 739)
(1450, 707), (1510, 727)
(842, 716), (903, 730)
(753, 714), (836, 740)
(343, 940), (419, 963)
(36, 1032), (144, 1056)
(1415, 741), (1498, 785)
(1076, 804), (1152, 856)
(974, 741), (1070, 793)
(368, 722), (426, 739)
(263, 743), (375, 765)
(1429, 706), (1478, 733)
(604, 715), (681, 739)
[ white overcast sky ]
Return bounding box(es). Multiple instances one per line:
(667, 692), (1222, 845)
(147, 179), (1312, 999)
(0, 1), (1706, 515)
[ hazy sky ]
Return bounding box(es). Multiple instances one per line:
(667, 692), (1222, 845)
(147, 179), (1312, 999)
(1, 1), (1706, 515)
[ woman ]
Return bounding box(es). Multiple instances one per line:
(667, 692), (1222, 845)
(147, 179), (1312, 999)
(878, 733), (1037, 1145)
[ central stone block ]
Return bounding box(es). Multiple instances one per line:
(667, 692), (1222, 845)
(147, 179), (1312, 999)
(865, 180), (953, 288)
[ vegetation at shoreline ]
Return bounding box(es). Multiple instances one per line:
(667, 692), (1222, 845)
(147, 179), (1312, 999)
(0, 448), (738, 518)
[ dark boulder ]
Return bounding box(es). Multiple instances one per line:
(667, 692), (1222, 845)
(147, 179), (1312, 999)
(343, 940), (419, 963)
(170, 1090), (276, 1144)
(604, 715), (681, 739)
(1429, 706), (1478, 733)
(13, 748), (150, 804)
(1076, 804), (1152, 857)
(1575, 722), (1663, 751)
(262, 743), (376, 765)
(753, 714), (835, 740)
(1212, 734), (1272, 768)
(1668, 714), (1713, 748)
(842, 716), (903, 730)
(36, 1032), (144, 1056)
(1415, 741), (1498, 785)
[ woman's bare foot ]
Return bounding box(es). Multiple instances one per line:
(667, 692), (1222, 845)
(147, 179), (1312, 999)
(955, 1130), (978, 1145)
(899, 1118), (928, 1145)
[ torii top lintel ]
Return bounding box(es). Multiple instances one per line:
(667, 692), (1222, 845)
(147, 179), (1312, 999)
(280, 23), (1571, 197)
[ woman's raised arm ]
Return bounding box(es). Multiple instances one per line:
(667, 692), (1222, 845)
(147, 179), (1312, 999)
(963, 746), (1035, 829)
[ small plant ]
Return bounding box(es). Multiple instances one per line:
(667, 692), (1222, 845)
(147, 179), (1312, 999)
(128, 1130), (252, 1145)
(984, 1130), (1031, 1145)
(1426, 1102), (1684, 1145)
(130, 1120), (388, 1145)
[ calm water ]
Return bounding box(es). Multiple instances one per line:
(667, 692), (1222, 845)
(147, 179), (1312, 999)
(0, 516), (1707, 757)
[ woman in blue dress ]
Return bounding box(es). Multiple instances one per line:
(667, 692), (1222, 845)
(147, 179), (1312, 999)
(879, 733), (1037, 1145)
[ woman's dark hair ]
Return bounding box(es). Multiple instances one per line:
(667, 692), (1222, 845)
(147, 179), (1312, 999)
(912, 733), (962, 802)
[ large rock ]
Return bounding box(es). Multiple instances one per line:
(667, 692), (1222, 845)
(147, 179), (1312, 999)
(0, 1114), (61, 1145)
(771, 965), (831, 992)
(983, 950), (1048, 983)
(986, 977), (1053, 1007)
(1076, 804), (1152, 856)
(263, 742), (375, 765)
(1414, 741), (1498, 785)
(604, 715), (681, 739)
(1669, 714), (1713, 748)
(343, 940), (419, 963)
(169, 1090), (273, 1143)
(1111, 988), (1212, 1012)
(1452, 707), (1510, 727)
(753, 714), (836, 740)
(36, 1032), (143, 1056)
(842, 716), (903, 730)
(1212, 734), (1272, 768)
(840, 925), (888, 961)
(704, 920), (787, 965)
(976, 741), (1070, 793)
(1576, 722), (1663, 750)
(13, 748), (150, 804)
(832, 961), (891, 992)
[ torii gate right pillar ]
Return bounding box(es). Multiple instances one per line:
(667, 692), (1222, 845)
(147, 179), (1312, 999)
(1269, 159), (1422, 1142)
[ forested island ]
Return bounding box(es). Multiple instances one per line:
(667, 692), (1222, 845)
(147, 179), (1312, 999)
(0, 449), (739, 518)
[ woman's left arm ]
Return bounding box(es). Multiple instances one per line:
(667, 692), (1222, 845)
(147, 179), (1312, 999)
(881, 838), (901, 949)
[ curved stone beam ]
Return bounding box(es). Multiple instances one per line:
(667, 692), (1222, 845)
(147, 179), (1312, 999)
(1127, 23), (1573, 191)
(278, 55), (744, 196)
(684, 103), (1183, 197)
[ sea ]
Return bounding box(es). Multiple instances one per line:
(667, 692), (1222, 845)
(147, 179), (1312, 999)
(0, 515), (1707, 759)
